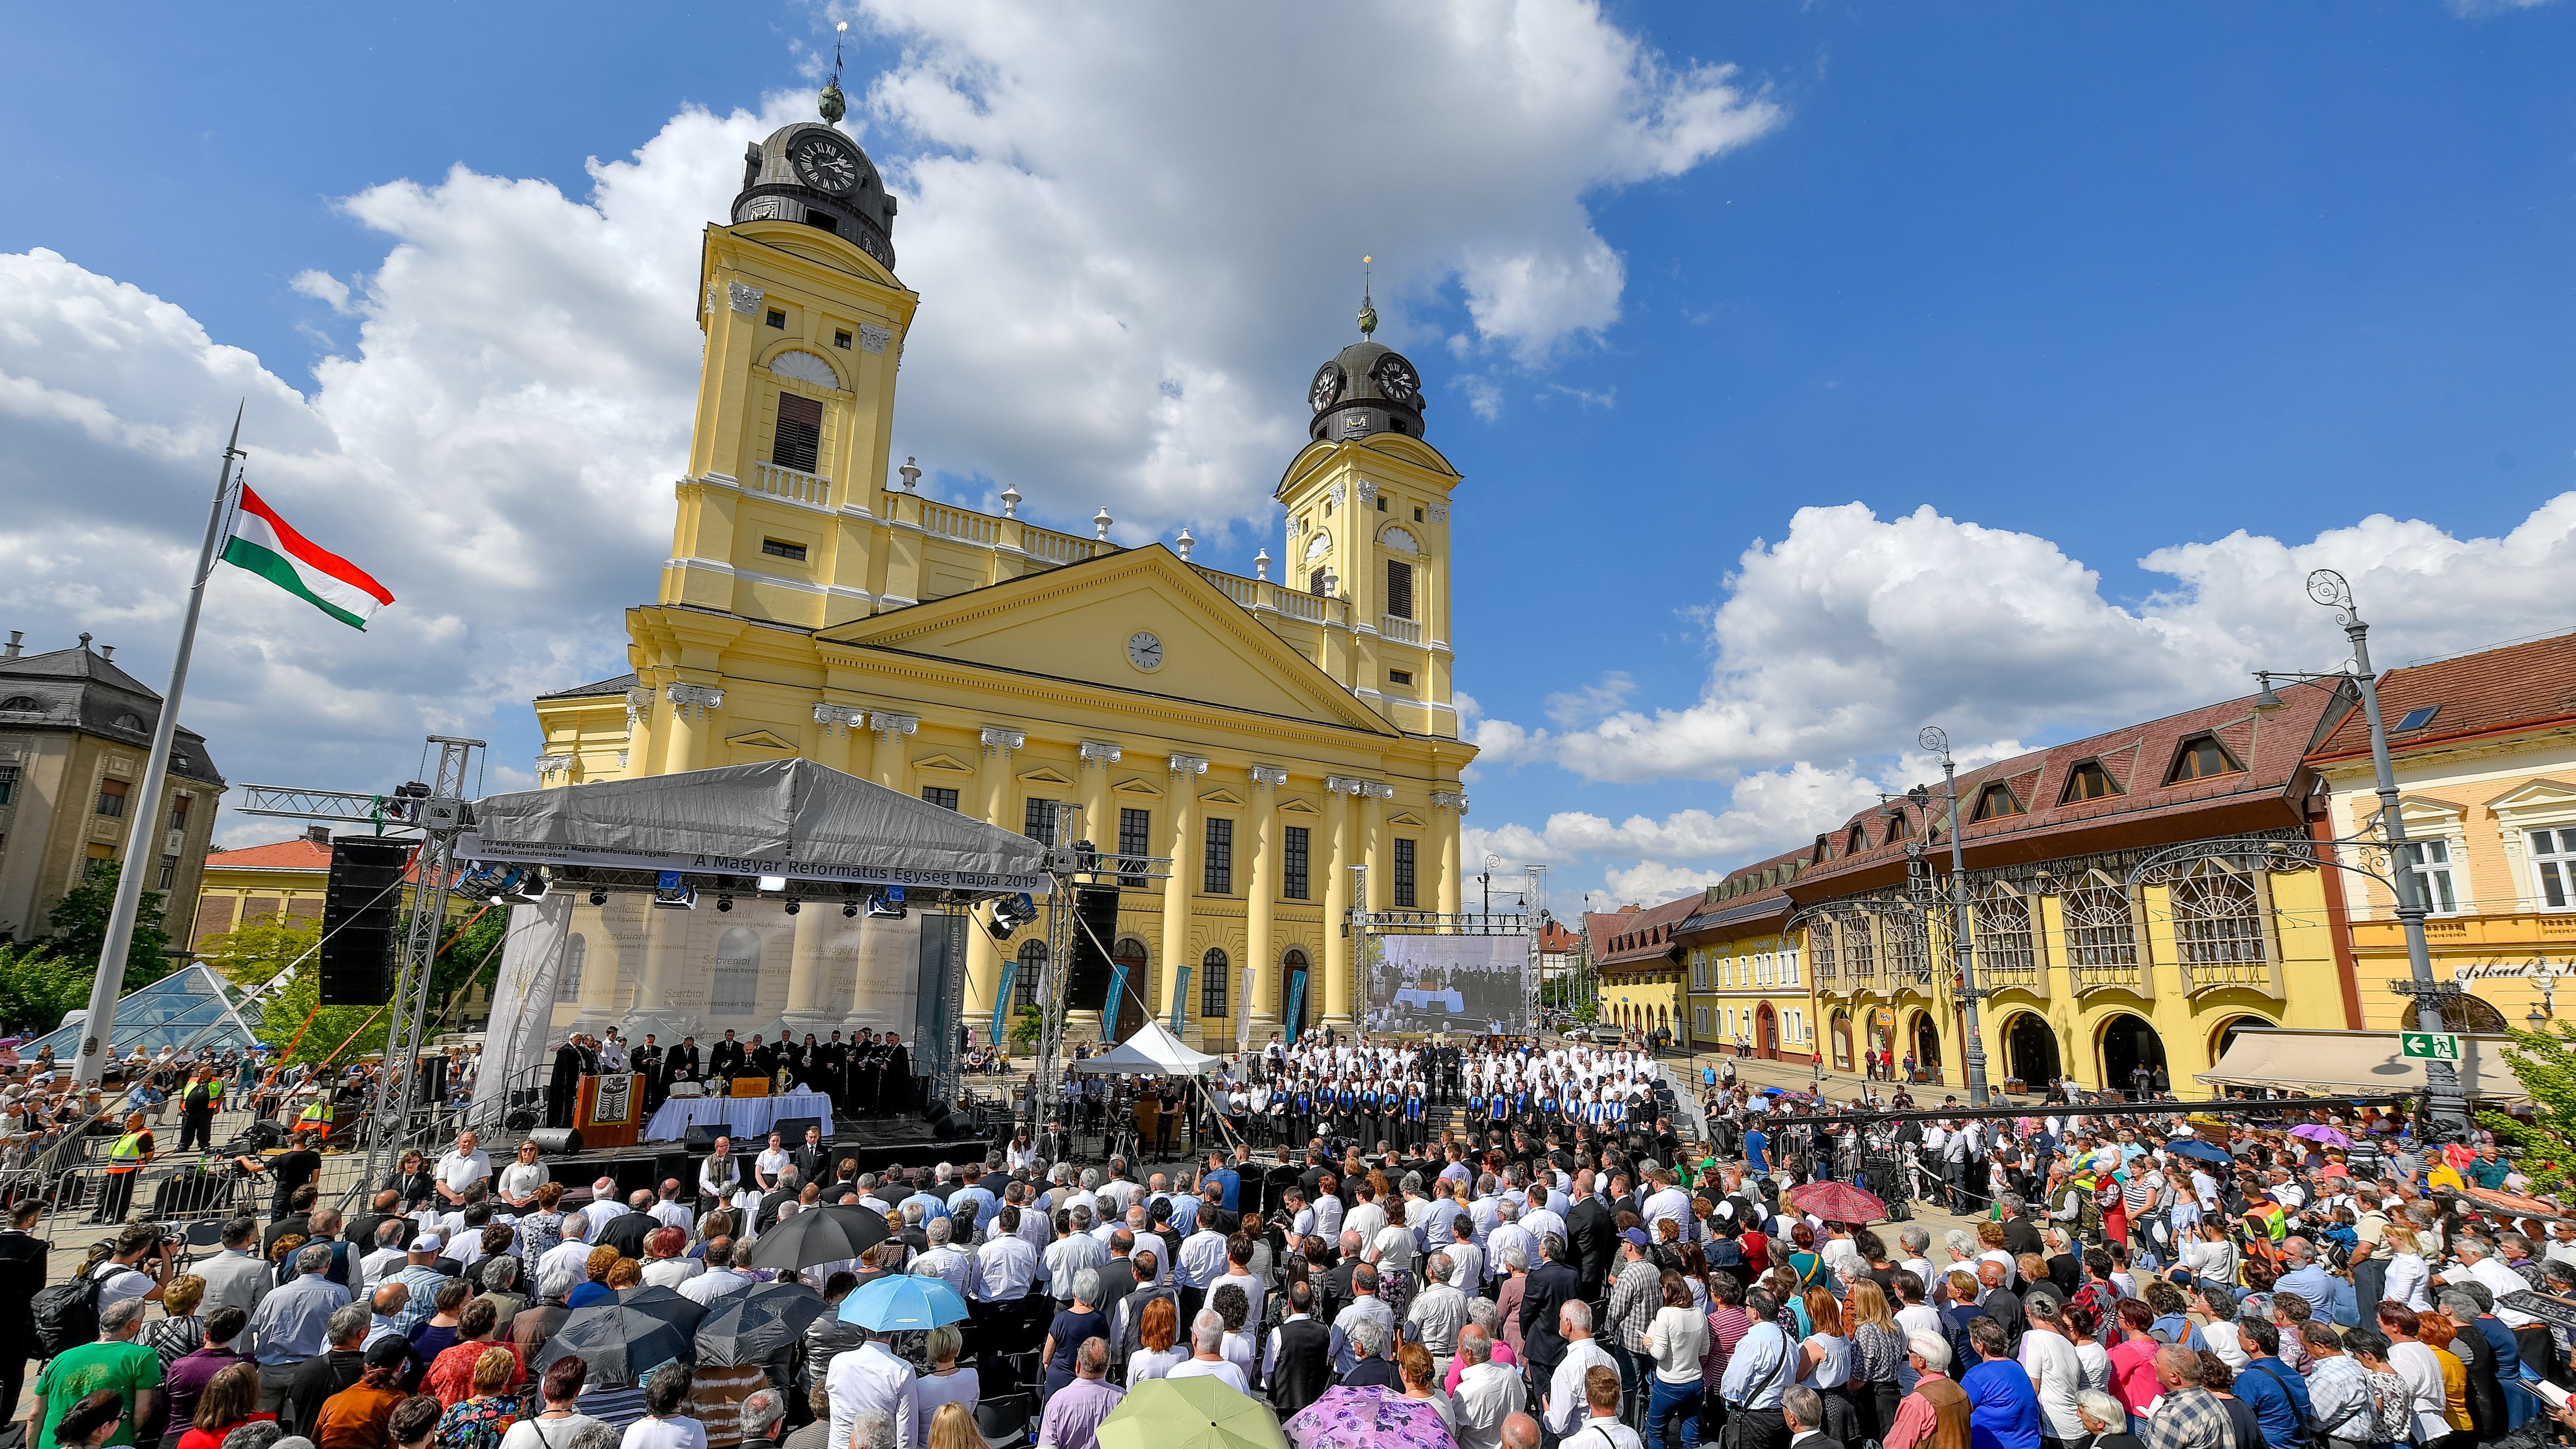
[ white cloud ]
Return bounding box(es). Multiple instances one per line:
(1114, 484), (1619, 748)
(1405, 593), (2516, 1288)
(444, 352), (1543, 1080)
(1514, 496), (2576, 784)
(0, 2), (1780, 828)
(1601, 860), (1733, 904)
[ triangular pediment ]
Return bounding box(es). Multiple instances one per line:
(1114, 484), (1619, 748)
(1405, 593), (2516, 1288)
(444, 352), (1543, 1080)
(2488, 777), (2576, 821)
(1018, 766), (1075, 787)
(724, 729), (798, 752)
(818, 546), (1400, 738)
(1389, 811), (1425, 827)
(1112, 775), (1164, 797)
(1200, 788), (1245, 807)
(914, 752), (972, 774)
(1279, 796), (1319, 815)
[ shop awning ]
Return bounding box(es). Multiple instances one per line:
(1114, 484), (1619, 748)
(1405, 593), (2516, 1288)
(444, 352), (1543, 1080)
(2198, 1027), (2527, 1102)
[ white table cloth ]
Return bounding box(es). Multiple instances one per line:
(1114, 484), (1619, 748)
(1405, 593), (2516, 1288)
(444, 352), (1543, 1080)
(642, 1087), (837, 1142)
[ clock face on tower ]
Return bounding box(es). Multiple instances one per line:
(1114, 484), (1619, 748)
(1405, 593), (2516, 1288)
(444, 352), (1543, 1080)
(1126, 631), (1164, 672)
(1372, 352), (1420, 404)
(788, 134), (863, 195)
(1309, 362), (1344, 413)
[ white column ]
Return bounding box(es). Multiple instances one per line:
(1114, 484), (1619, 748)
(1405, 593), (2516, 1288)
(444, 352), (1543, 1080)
(1160, 754), (1209, 1037)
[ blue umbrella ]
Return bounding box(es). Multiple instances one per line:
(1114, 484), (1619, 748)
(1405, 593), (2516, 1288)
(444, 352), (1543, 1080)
(2165, 1138), (2232, 1166)
(839, 1274), (970, 1331)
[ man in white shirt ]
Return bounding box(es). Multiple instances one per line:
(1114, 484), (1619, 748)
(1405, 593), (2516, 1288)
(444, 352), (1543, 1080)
(537, 1211), (594, 1284)
(1640, 1169), (1692, 1242)
(195, 1215), (274, 1318)
(1542, 1301), (1619, 1438)
(2450, 1236), (2538, 1328)
(827, 1334), (915, 1449)
(1344, 1183), (1390, 1249)
(975, 1207), (1039, 1303)
(682, 1238), (760, 1304)
(1046, 1207), (1108, 1307)
(1165, 1312), (1249, 1393)
(911, 1216), (977, 1301)
(1453, 1325), (1528, 1449)
(1175, 1216), (1229, 1318)
(650, 1179), (696, 1234)
(433, 1131), (493, 1206)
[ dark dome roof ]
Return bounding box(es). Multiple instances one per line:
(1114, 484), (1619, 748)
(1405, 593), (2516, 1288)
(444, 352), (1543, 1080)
(1307, 340), (1428, 444)
(732, 122), (898, 271)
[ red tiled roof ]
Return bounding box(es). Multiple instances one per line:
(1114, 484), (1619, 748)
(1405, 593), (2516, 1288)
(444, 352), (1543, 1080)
(1790, 682), (2351, 898)
(1675, 846), (1807, 940)
(1538, 921), (1579, 953)
(1586, 893), (1704, 970)
(2309, 630), (2576, 764)
(202, 839), (333, 871)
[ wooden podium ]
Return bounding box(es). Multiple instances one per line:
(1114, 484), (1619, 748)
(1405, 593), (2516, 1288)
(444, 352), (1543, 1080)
(574, 1072), (643, 1149)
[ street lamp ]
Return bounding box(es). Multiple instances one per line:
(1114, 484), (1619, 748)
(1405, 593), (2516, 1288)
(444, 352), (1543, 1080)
(2252, 567), (2473, 1143)
(1919, 725), (1993, 1106)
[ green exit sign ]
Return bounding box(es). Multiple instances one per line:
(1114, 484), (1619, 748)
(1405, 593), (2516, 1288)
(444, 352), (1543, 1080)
(2401, 1032), (2462, 1061)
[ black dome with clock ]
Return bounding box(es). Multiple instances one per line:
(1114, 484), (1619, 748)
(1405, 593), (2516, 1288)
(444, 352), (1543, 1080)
(733, 121), (899, 271)
(1307, 340), (1428, 444)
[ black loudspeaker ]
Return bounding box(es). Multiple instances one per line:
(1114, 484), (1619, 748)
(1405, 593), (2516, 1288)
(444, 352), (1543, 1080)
(1064, 887), (1120, 1011)
(528, 1127), (583, 1154)
(415, 1054), (449, 1105)
(684, 1124), (726, 1151)
(654, 1152), (696, 1191)
(321, 837), (411, 1005)
(772, 1116), (822, 1146)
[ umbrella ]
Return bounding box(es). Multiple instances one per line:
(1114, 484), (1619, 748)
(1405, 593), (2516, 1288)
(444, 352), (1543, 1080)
(695, 1281), (828, 1366)
(1283, 1385), (1446, 1449)
(746, 1203), (888, 1272)
(1097, 1377), (1287, 1449)
(838, 1274), (969, 1332)
(619, 1284), (710, 1338)
(2288, 1124), (2351, 1147)
(2165, 1139), (2233, 1166)
(537, 1304), (691, 1381)
(1787, 1181), (1886, 1225)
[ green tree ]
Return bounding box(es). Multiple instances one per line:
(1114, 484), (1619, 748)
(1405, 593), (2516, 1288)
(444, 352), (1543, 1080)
(2485, 1018), (2576, 1200)
(1009, 1005), (1043, 1052)
(197, 914), (322, 990)
(258, 966), (389, 1066)
(46, 860), (173, 991)
(0, 941), (95, 1039)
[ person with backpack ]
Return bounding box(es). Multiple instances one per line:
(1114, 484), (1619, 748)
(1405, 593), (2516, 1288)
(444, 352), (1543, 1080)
(29, 1297), (164, 1449)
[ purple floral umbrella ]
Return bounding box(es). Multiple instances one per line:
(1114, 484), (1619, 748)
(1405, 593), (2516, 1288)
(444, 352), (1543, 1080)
(1285, 1385), (1450, 1449)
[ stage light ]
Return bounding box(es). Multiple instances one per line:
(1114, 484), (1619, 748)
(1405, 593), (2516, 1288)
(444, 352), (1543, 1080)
(989, 891), (1036, 939)
(589, 890), (608, 906)
(716, 894), (734, 912)
(843, 903), (858, 918)
(865, 885), (907, 921)
(784, 900), (800, 916)
(758, 874), (788, 893)
(652, 884), (696, 910)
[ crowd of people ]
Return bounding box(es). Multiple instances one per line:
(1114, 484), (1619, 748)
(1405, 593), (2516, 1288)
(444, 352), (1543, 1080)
(11, 1024), (2576, 1449)
(545, 1032), (913, 1126)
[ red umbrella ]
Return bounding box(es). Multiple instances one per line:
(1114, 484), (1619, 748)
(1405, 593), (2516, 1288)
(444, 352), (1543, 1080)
(1787, 1180), (1886, 1225)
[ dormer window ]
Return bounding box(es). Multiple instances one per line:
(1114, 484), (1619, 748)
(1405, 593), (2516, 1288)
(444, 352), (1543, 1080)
(1971, 783), (2024, 821)
(2061, 760), (2121, 803)
(1845, 824), (1868, 855)
(1885, 811), (1912, 841)
(2167, 734), (2244, 784)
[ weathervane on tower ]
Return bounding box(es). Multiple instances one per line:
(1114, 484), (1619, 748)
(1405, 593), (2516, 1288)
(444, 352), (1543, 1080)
(1358, 255), (1377, 339)
(819, 19), (850, 123)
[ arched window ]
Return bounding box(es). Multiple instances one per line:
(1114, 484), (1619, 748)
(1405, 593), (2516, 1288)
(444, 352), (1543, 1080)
(2060, 760), (2121, 803)
(1973, 885), (2038, 985)
(1839, 918), (1874, 987)
(2171, 869), (2265, 986)
(0, 697), (40, 712)
(1014, 940), (1048, 1013)
(1201, 948), (1229, 1017)
(1971, 783), (2023, 821)
(712, 927), (763, 1015)
(561, 934), (587, 997)
(2061, 881), (2140, 985)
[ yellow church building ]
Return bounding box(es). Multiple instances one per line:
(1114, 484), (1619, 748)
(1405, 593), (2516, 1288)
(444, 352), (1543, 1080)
(529, 114), (1474, 1050)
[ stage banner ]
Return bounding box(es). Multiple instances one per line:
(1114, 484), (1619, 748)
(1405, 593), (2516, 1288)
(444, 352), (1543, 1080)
(991, 960), (1019, 1047)
(1105, 961), (1130, 1033)
(469, 896), (571, 1132)
(1169, 963), (1192, 1035)
(1283, 971), (1307, 1046)
(1367, 932), (1532, 1035)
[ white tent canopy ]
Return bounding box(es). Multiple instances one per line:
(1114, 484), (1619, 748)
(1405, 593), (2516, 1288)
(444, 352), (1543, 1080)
(463, 758), (1051, 894)
(2198, 1026), (2528, 1103)
(1070, 1019), (1225, 1077)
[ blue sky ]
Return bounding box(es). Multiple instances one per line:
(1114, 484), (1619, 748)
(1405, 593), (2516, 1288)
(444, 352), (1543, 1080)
(5, 1), (2573, 913)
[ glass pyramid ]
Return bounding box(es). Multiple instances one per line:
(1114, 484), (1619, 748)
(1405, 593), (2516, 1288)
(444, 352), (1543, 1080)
(25, 963), (268, 1060)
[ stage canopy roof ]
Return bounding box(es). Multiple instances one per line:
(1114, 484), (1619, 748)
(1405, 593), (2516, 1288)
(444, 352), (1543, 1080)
(2198, 1026), (2528, 1103)
(1071, 1019), (1226, 1077)
(465, 758), (1051, 895)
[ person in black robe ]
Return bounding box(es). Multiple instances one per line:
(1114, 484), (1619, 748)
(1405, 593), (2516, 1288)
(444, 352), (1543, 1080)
(877, 1033), (912, 1116)
(851, 1032), (881, 1112)
(633, 1034), (665, 1111)
(817, 1033), (848, 1111)
(747, 1035), (776, 1082)
(709, 1030), (745, 1084)
(547, 1035), (585, 1128)
(777, 1034), (805, 1085)
(669, 1036), (701, 1092)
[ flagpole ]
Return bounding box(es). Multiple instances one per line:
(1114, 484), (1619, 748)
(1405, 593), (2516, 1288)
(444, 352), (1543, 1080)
(76, 404), (245, 1087)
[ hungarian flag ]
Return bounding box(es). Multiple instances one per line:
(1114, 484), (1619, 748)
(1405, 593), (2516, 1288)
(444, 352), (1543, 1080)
(220, 485), (395, 630)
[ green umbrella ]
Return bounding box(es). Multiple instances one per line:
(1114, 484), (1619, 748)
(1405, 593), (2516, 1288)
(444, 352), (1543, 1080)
(1095, 1377), (1287, 1449)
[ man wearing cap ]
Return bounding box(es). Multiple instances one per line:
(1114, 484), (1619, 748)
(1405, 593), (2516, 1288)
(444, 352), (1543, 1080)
(385, 1235), (451, 1335)
(1606, 1234), (1661, 1423)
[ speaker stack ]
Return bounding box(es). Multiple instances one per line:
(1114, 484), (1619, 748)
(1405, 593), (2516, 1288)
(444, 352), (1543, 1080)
(320, 836), (412, 1006)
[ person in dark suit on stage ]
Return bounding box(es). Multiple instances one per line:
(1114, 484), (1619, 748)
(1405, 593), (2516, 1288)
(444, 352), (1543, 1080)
(668, 1036), (702, 1095)
(817, 1033), (848, 1110)
(747, 1034), (776, 1082)
(790, 1125), (828, 1184)
(547, 1035), (585, 1129)
(709, 1030), (745, 1084)
(777, 1034), (805, 1084)
(633, 1035), (666, 1112)
(876, 1033), (912, 1116)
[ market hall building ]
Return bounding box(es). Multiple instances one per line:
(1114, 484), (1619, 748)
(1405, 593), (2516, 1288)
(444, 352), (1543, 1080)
(527, 116), (1475, 1050)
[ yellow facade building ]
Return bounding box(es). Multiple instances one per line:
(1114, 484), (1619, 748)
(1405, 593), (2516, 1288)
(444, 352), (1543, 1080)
(2307, 631), (2576, 1033)
(1791, 686), (2360, 1095)
(1676, 852), (1820, 1064)
(528, 114), (1473, 1048)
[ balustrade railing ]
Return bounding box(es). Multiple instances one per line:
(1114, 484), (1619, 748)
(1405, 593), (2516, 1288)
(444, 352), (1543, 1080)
(1381, 613), (1423, 644)
(920, 501), (1000, 545)
(751, 461), (831, 506)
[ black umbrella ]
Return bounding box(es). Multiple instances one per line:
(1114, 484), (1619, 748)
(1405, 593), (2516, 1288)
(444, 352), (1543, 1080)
(745, 1202), (889, 1272)
(619, 1284), (710, 1338)
(537, 1304), (691, 1382)
(694, 1281), (829, 1366)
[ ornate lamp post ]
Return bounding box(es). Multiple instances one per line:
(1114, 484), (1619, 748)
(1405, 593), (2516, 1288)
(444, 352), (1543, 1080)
(1919, 726), (1993, 1107)
(2251, 568), (2472, 1142)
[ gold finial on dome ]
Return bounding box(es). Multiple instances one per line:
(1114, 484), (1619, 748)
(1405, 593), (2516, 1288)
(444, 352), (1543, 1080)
(1358, 255), (1377, 339)
(819, 20), (850, 123)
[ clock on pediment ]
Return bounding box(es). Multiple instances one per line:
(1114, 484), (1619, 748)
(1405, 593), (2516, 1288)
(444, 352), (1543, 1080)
(1126, 631), (1164, 672)
(788, 133), (864, 196)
